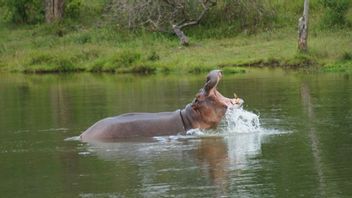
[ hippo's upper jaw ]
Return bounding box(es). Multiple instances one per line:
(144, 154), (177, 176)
(205, 70), (244, 109)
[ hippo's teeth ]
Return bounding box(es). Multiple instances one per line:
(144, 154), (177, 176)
(233, 93), (238, 99)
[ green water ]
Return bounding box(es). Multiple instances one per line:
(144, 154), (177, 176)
(1, 69), (352, 197)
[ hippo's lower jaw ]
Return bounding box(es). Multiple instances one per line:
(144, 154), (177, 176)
(229, 98), (244, 109)
(80, 70), (244, 141)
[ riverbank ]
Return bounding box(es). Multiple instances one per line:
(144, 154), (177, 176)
(0, 24), (351, 74)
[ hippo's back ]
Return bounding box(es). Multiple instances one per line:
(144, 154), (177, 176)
(80, 111), (185, 141)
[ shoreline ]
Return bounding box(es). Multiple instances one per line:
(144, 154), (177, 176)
(0, 26), (351, 74)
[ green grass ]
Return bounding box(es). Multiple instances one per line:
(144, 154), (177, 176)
(0, 23), (351, 74)
(321, 52), (352, 73)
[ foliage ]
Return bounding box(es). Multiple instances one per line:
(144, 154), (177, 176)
(103, 0), (276, 34)
(319, 0), (351, 28)
(102, 0), (338, 39)
(221, 67), (246, 74)
(23, 52), (81, 73)
(0, 0), (44, 24)
(65, 0), (82, 19)
(342, 51), (352, 61)
(322, 61), (352, 73)
(0, 0), (86, 24)
(321, 50), (352, 73)
(205, 0), (276, 33)
(0, 0), (352, 74)
(88, 50), (158, 74)
(103, 0), (215, 31)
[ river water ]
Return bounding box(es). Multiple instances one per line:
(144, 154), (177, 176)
(0, 68), (351, 197)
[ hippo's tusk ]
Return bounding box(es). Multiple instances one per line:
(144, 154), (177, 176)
(233, 93), (238, 99)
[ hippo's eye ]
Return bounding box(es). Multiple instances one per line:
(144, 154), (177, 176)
(192, 98), (199, 104)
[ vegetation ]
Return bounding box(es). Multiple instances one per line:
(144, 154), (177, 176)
(0, 0), (351, 74)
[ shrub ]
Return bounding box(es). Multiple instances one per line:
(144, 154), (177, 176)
(322, 62), (352, 73)
(147, 51), (160, 61)
(65, 0), (82, 19)
(319, 0), (351, 28)
(88, 50), (143, 72)
(188, 65), (213, 73)
(0, 43), (7, 54)
(115, 50), (141, 66)
(222, 67), (246, 74)
(0, 0), (44, 24)
(75, 33), (91, 44)
(342, 52), (352, 61)
(26, 52), (81, 73)
(131, 65), (156, 74)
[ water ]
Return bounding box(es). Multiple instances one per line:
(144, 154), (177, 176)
(1, 68), (352, 197)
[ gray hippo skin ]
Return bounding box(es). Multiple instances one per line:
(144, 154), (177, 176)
(80, 70), (243, 141)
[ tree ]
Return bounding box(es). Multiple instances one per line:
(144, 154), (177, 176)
(298, 0), (309, 52)
(103, 0), (275, 45)
(104, 0), (217, 46)
(169, 0), (217, 46)
(45, 0), (65, 23)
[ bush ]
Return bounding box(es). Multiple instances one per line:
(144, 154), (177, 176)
(88, 50), (143, 72)
(26, 52), (81, 73)
(65, 0), (82, 19)
(104, 0), (277, 36)
(0, 43), (7, 54)
(342, 52), (352, 61)
(0, 0), (44, 24)
(322, 61), (352, 73)
(319, 0), (351, 28)
(147, 51), (160, 61)
(116, 50), (141, 66)
(221, 67), (246, 74)
(75, 33), (91, 44)
(131, 65), (156, 74)
(0, 0), (83, 24)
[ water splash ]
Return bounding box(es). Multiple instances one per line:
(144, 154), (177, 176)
(64, 136), (81, 141)
(186, 107), (262, 136)
(219, 107), (261, 134)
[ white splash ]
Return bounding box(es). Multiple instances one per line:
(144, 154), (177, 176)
(64, 136), (81, 141)
(186, 107), (262, 136)
(219, 107), (261, 134)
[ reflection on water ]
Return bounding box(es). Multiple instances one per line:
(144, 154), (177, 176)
(82, 107), (282, 166)
(300, 82), (327, 197)
(81, 107), (289, 197)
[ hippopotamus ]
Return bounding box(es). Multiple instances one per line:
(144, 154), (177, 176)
(80, 70), (243, 141)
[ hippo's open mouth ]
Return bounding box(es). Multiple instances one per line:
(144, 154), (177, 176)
(219, 94), (244, 109)
(208, 70), (244, 109)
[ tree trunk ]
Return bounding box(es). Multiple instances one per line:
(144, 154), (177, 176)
(172, 25), (189, 46)
(298, 0), (309, 52)
(170, 0), (216, 46)
(45, 0), (65, 23)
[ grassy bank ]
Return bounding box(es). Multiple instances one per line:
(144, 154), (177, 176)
(0, 23), (351, 74)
